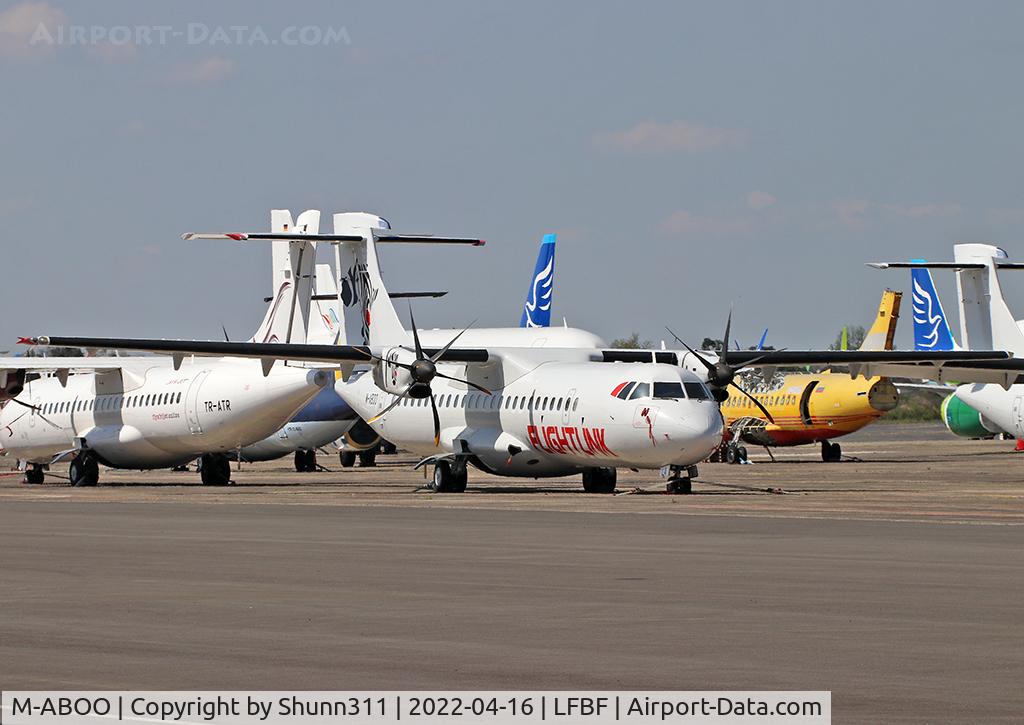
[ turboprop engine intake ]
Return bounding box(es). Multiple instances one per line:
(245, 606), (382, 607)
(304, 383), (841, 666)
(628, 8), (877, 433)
(0, 369), (26, 401)
(372, 347), (418, 395)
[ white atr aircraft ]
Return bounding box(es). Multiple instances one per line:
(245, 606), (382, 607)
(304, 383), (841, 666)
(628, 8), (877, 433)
(872, 243), (1024, 440)
(0, 210), (331, 485)
(24, 214), (1015, 493)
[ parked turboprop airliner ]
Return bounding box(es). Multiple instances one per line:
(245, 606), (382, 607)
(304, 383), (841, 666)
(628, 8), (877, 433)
(0, 210), (329, 485)
(28, 214), (1015, 492)
(875, 244), (1024, 441)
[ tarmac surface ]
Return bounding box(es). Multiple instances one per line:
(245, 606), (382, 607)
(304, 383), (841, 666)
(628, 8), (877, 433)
(1, 423), (1023, 723)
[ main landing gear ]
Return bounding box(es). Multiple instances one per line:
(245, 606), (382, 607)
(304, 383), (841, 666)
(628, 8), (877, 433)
(69, 451), (100, 487)
(199, 453), (231, 485)
(709, 442), (748, 464)
(294, 449), (318, 473)
(582, 467), (616, 494)
(23, 463), (45, 485)
(339, 446), (378, 469)
(821, 440), (842, 462)
(431, 460), (468, 493)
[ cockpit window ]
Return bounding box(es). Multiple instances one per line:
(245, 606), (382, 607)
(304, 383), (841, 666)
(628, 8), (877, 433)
(653, 382), (686, 399)
(683, 382), (711, 400)
(629, 382), (650, 399)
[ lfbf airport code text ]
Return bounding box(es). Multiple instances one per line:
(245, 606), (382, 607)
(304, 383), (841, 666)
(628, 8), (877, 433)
(1, 691), (831, 724)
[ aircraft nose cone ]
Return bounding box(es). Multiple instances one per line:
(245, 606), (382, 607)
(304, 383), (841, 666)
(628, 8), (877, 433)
(676, 403), (725, 460)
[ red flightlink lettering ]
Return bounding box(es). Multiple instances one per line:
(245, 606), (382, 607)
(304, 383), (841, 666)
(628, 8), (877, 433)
(582, 428), (596, 454)
(545, 426), (563, 453)
(556, 427), (570, 452)
(527, 425), (543, 451)
(593, 428), (616, 457)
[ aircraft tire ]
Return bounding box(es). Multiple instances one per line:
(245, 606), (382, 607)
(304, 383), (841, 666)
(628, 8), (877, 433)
(821, 441), (842, 463)
(294, 449), (317, 473)
(666, 477), (692, 494)
(24, 465), (44, 485)
(380, 440), (398, 455)
(200, 454), (231, 485)
(737, 446), (748, 463)
(725, 446), (739, 465)
(358, 450), (377, 467)
(339, 451), (356, 468)
(582, 467), (616, 494)
(432, 461), (454, 492)
(70, 453), (99, 487)
(450, 461), (468, 493)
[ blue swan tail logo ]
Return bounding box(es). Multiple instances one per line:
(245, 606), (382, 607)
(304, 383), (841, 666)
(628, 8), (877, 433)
(520, 233), (557, 328)
(910, 261), (957, 350)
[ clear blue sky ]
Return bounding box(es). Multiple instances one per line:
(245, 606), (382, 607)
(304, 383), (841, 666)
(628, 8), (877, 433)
(3, 0), (1024, 350)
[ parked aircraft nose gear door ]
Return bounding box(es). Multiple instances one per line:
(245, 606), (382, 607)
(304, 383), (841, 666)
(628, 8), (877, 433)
(185, 369), (212, 435)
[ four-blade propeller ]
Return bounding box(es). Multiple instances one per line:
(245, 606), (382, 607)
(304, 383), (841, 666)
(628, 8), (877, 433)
(368, 307), (491, 446)
(666, 308), (777, 424)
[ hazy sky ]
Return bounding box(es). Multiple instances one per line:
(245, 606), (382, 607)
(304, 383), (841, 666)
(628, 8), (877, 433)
(4, 1), (1024, 351)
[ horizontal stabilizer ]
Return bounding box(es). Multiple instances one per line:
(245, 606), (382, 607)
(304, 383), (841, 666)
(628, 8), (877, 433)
(869, 261), (1024, 270)
(184, 232), (485, 245)
(265, 291), (449, 303)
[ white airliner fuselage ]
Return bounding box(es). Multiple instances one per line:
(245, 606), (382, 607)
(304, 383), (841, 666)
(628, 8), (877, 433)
(341, 361), (723, 478)
(0, 359), (328, 470)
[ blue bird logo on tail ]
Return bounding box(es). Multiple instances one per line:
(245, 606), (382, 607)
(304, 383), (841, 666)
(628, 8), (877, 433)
(520, 233), (557, 328)
(910, 261), (957, 351)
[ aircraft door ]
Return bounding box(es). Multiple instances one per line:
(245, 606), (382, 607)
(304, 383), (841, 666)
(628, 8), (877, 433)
(799, 380), (819, 426)
(184, 369), (211, 435)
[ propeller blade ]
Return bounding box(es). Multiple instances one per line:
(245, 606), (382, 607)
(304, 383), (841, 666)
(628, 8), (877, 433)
(434, 371), (491, 395)
(10, 398), (40, 412)
(721, 306), (733, 366)
(408, 304), (425, 359)
(429, 393), (441, 447)
(221, 324), (230, 342)
(367, 388), (410, 424)
(730, 382), (774, 423)
(665, 327), (715, 373)
(429, 319), (478, 363)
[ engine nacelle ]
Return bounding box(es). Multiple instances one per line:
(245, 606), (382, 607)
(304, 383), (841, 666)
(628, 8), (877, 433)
(0, 369), (26, 401)
(343, 419), (380, 451)
(372, 347), (416, 395)
(941, 393), (1000, 438)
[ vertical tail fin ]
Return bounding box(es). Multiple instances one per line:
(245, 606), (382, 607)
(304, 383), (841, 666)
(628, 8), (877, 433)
(333, 212), (409, 347)
(858, 289), (902, 351)
(520, 233), (556, 328)
(910, 261), (958, 350)
(249, 209), (320, 344)
(307, 263), (344, 345)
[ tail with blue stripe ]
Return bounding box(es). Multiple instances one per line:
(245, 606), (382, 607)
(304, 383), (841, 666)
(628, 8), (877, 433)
(520, 233), (557, 327)
(910, 260), (958, 350)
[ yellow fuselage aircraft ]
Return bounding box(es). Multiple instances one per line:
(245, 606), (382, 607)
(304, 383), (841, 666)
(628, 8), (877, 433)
(719, 290), (902, 462)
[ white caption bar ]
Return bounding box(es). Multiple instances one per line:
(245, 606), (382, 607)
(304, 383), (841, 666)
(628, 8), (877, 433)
(1, 691), (830, 725)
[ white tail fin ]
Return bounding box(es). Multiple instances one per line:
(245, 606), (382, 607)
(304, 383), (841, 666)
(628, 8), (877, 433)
(249, 209), (320, 343)
(332, 212), (409, 348)
(307, 263), (343, 345)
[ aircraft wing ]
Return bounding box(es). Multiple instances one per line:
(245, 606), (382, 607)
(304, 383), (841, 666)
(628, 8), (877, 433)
(20, 337), (490, 364)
